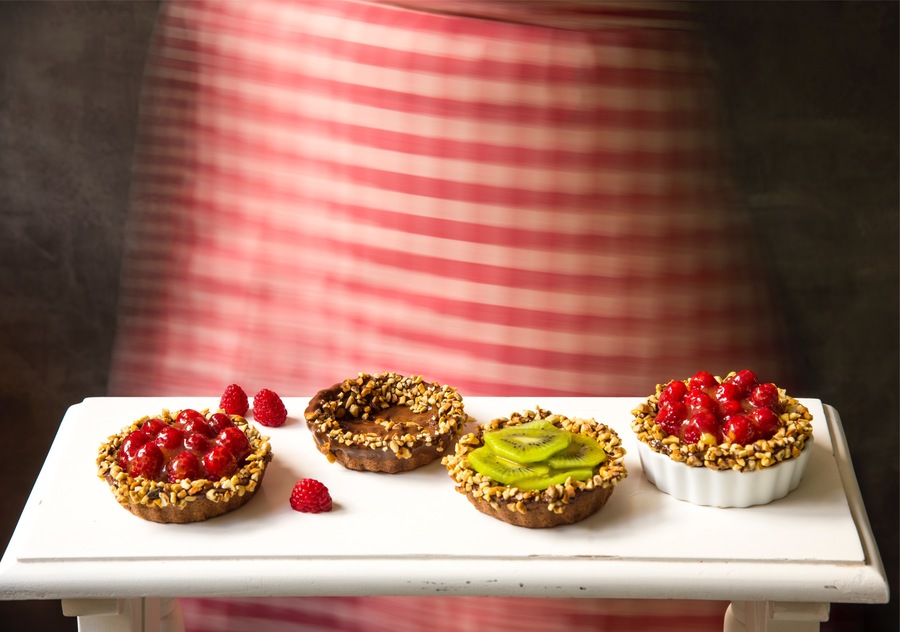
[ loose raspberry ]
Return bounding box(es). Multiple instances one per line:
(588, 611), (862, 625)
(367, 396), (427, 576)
(253, 388), (288, 427)
(219, 384), (250, 417)
(290, 478), (333, 513)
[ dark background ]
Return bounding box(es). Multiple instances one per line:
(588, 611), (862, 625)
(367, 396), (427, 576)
(1, 2), (896, 631)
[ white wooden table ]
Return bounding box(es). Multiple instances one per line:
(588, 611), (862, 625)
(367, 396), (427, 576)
(0, 397), (888, 631)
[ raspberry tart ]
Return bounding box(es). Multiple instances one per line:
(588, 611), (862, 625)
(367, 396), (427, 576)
(631, 370), (814, 507)
(304, 372), (468, 473)
(443, 407), (627, 528)
(97, 408), (272, 523)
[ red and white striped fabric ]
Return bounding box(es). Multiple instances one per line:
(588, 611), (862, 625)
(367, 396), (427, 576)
(109, 1), (784, 629)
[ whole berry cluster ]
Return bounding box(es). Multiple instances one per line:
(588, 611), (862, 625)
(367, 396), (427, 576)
(219, 384), (333, 514)
(655, 369), (782, 446)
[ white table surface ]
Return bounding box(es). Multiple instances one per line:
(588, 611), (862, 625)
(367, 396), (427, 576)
(0, 397), (889, 605)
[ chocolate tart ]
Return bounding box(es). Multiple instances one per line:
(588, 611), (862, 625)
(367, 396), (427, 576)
(97, 409), (272, 523)
(443, 408), (627, 528)
(304, 372), (468, 473)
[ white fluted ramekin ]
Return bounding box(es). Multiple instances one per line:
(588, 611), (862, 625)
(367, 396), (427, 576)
(637, 436), (814, 508)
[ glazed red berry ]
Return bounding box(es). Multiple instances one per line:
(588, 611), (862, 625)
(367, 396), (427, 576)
(749, 383), (779, 409)
(215, 427), (251, 461)
(182, 417), (216, 438)
(118, 430), (150, 468)
(656, 401), (687, 436)
(176, 409), (205, 426)
(685, 388), (717, 414)
(689, 371), (717, 391)
(219, 384), (250, 417)
(155, 425), (185, 451)
(749, 408), (781, 439)
(289, 478), (333, 513)
(692, 410), (719, 435)
(129, 442), (164, 479)
(658, 380), (688, 407)
(208, 412), (235, 434)
(203, 445), (237, 479)
(253, 388), (288, 427)
(681, 422), (700, 444)
(184, 432), (211, 453)
(728, 369), (758, 397)
(715, 382), (742, 403)
(166, 451), (203, 483)
(723, 414), (757, 445)
(719, 398), (745, 420)
(141, 418), (167, 438)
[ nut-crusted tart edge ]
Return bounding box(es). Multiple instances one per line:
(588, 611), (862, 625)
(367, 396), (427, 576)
(97, 409), (272, 524)
(304, 372), (468, 473)
(630, 371), (814, 473)
(443, 407), (627, 528)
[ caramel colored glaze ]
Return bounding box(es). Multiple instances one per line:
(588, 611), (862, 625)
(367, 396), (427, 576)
(338, 405), (436, 439)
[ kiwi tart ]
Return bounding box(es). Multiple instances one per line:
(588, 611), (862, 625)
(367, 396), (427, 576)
(443, 407), (627, 528)
(304, 372), (468, 473)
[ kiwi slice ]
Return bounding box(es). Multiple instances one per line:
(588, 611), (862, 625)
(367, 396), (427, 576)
(547, 433), (606, 469)
(483, 425), (570, 463)
(514, 419), (559, 431)
(467, 446), (550, 485)
(513, 468), (595, 491)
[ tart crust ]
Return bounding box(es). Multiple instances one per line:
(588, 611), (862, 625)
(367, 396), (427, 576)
(97, 410), (272, 524)
(630, 372), (814, 472)
(443, 407), (627, 528)
(304, 372), (468, 473)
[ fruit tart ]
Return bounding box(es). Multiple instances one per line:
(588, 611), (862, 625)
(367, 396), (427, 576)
(304, 372), (468, 473)
(631, 369), (814, 507)
(97, 408), (272, 523)
(443, 407), (627, 528)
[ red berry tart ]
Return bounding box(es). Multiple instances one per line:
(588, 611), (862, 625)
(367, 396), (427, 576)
(304, 372), (468, 473)
(97, 408), (273, 523)
(443, 408), (627, 528)
(631, 370), (814, 507)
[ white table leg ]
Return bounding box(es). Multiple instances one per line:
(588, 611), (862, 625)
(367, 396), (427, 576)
(61, 598), (184, 632)
(724, 601), (830, 631)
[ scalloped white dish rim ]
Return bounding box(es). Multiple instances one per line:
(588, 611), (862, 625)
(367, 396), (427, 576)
(636, 436), (814, 508)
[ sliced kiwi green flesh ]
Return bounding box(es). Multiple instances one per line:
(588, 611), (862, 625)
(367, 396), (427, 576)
(467, 446), (551, 485)
(547, 433), (606, 469)
(513, 419), (559, 431)
(513, 468), (595, 491)
(483, 425), (571, 463)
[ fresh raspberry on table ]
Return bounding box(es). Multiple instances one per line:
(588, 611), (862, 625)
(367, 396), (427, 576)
(219, 383), (249, 416)
(252, 388), (288, 427)
(289, 478), (333, 513)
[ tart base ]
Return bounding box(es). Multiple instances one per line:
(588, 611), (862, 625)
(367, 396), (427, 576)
(103, 468), (268, 523)
(465, 485), (615, 528)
